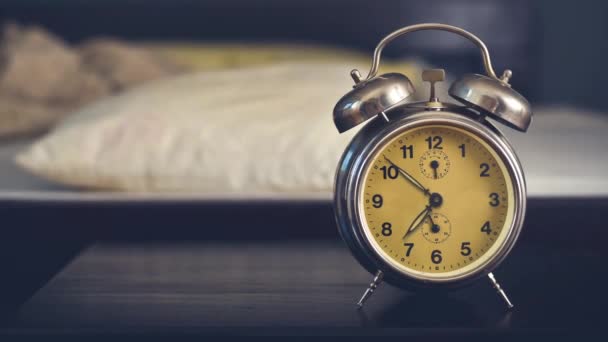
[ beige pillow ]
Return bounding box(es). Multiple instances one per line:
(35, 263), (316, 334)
(16, 61), (437, 193)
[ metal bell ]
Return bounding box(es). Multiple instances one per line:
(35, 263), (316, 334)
(333, 72), (415, 133)
(449, 73), (532, 132)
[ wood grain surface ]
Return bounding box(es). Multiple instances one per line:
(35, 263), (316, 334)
(1, 240), (605, 337)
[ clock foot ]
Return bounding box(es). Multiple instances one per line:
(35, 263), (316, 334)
(356, 270), (384, 308)
(378, 111), (390, 122)
(488, 272), (514, 310)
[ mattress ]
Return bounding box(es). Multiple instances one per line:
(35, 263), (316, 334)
(0, 107), (606, 202)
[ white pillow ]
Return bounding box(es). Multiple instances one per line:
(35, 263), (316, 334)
(17, 62), (373, 194)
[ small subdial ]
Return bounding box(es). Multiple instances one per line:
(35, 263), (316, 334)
(419, 150), (451, 179)
(421, 212), (452, 244)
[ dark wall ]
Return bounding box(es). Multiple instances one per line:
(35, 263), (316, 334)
(534, 0), (608, 111)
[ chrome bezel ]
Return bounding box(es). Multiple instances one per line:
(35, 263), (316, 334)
(334, 107), (526, 290)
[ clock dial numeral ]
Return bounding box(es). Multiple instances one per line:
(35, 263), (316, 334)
(381, 222), (393, 236)
(460, 242), (472, 256)
(481, 221), (492, 235)
(380, 165), (398, 179)
(431, 250), (443, 264)
(400, 144), (414, 159)
(458, 143), (466, 157)
(404, 243), (414, 257)
(425, 136), (443, 149)
(362, 125), (512, 275)
(489, 193), (500, 207)
(480, 163), (491, 177)
(372, 194), (383, 208)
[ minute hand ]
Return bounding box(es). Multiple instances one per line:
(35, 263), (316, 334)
(384, 156), (430, 196)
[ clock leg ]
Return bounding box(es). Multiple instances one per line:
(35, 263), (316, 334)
(356, 270), (384, 308)
(488, 272), (514, 310)
(378, 111), (390, 122)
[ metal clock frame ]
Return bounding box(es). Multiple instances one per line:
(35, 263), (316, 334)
(334, 106), (526, 307)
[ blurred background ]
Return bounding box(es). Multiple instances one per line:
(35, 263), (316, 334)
(0, 0), (606, 196)
(2, 0), (607, 108)
(0, 0), (607, 337)
(0, 0), (606, 194)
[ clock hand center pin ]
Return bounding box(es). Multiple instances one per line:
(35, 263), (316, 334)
(402, 191), (444, 240)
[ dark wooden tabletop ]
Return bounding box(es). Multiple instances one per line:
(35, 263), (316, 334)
(0, 238), (604, 338)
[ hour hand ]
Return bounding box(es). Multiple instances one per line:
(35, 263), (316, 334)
(403, 206), (432, 239)
(384, 156), (430, 196)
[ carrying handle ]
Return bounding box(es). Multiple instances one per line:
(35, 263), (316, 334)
(355, 23), (512, 85)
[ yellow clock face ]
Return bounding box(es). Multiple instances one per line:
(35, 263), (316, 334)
(359, 124), (515, 280)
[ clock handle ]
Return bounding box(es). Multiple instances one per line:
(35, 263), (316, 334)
(354, 22), (532, 132)
(334, 23), (531, 133)
(361, 23), (509, 84)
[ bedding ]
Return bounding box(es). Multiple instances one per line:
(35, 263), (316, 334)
(16, 63), (608, 198)
(15, 61), (607, 198)
(0, 23), (428, 140)
(14, 63), (368, 193)
(0, 23), (185, 139)
(15, 61), (436, 194)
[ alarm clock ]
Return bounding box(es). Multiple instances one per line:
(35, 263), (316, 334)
(333, 23), (531, 309)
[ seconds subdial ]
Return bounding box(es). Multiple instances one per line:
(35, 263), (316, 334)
(421, 212), (451, 244)
(419, 149), (451, 179)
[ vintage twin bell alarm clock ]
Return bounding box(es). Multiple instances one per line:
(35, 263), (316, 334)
(333, 23), (532, 309)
